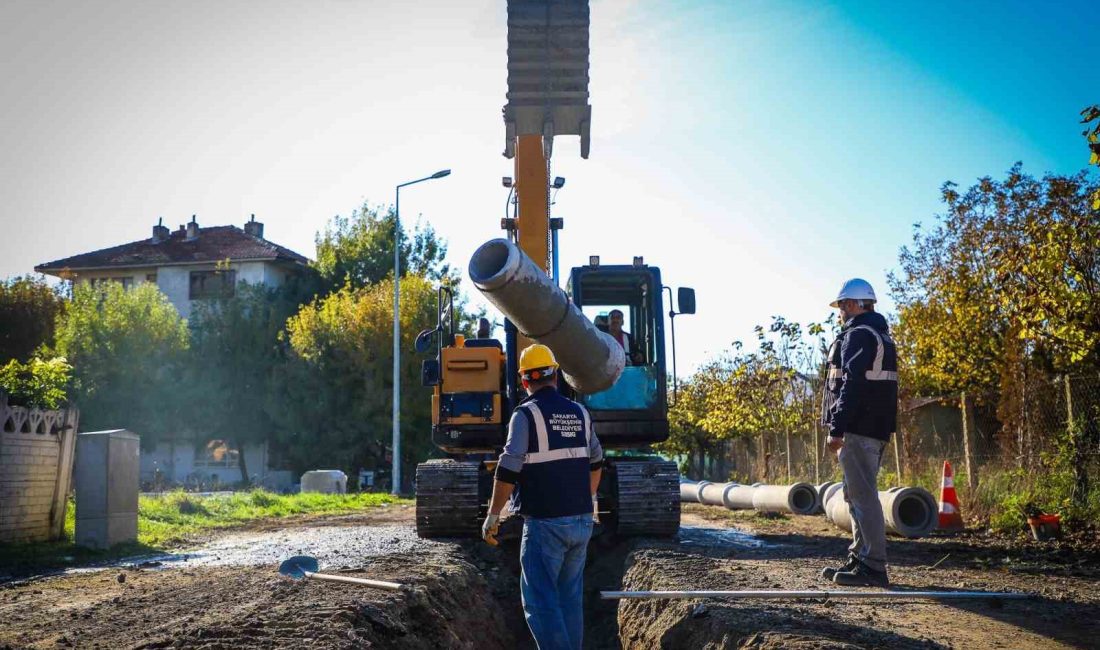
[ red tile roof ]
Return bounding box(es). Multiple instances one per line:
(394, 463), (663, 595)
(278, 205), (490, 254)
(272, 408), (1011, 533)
(35, 225), (311, 273)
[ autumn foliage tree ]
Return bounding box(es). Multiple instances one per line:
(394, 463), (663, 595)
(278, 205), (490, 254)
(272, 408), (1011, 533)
(281, 274), (462, 488)
(660, 318), (829, 482)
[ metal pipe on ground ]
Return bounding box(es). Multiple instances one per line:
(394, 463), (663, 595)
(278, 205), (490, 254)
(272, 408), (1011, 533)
(751, 483), (819, 515)
(822, 483), (938, 538)
(468, 238), (625, 393)
(600, 589), (1031, 601)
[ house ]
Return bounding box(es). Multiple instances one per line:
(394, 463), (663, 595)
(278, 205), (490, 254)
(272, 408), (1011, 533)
(36, 215), (310, 318)
(36, 216), (310, 490)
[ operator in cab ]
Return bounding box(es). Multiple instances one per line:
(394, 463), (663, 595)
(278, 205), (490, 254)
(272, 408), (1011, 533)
(608, 309), (642, 365)
(482, 344), (603, 650)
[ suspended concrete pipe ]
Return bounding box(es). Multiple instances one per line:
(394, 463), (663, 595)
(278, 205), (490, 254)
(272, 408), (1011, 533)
(822, 483), (938, 539)
(469, 238), (625, 393)
(751, 483), (819, 515)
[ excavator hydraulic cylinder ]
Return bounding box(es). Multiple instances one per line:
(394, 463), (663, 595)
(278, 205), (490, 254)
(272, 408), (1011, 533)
(469, 238), (625, 393)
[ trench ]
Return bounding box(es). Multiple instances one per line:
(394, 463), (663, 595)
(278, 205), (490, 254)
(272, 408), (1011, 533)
(479, 523), (768, 649)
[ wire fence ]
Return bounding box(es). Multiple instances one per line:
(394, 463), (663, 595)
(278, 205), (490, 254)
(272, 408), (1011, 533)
(703, 374), (1100, 499)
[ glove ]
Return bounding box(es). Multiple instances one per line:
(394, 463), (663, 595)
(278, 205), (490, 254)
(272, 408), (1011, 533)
(481, 513), (500, 546)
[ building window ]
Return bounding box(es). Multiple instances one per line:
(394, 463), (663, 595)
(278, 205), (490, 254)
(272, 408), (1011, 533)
(90, 276), (134, 289)
(189, 270), (236, 299)
(194, 439), (240, 468)
(146, 273), (157, 284)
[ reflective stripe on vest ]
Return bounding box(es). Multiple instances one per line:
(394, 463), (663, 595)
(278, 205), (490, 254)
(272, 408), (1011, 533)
(522, 402), (589, 465)
(830, 325), (897, 382)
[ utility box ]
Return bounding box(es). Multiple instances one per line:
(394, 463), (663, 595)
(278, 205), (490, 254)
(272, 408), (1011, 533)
(74, 430), (140, 549)
(300, 470), (347, 494)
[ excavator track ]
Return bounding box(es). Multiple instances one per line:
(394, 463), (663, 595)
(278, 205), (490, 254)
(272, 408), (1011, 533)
(415, 459), (485, 538)
(608, 457), (680, 537)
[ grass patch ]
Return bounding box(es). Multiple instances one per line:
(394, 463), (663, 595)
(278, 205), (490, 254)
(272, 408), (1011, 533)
(0, 490), (411, 576)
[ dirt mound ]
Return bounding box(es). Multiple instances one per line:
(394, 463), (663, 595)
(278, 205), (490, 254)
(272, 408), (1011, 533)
(0, 550), (514, 650)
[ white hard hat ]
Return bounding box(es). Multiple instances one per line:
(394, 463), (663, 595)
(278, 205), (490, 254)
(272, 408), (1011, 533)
(830, 278), (876, 307)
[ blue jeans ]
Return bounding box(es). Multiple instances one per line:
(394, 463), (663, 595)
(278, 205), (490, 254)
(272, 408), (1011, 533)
(520, 513), (593, 650)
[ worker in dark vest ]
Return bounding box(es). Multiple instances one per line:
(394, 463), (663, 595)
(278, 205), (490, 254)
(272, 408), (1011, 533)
(820, 278), (898, 588)
(482, 343), (603, 650)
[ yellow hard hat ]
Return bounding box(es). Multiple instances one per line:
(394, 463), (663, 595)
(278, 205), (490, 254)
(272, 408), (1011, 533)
(518, 344), (558, 374)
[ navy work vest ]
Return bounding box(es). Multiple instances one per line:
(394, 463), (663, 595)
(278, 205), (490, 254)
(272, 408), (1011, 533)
(511, 387), (594, 519)
(821, 312), (898, 442)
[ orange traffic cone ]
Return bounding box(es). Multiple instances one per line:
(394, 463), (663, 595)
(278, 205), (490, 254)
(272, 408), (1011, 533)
(938, 460), (965, 531)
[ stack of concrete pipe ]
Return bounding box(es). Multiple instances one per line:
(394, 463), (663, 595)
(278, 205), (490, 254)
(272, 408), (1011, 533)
(681, 479), (939, 538)
(679, 480), (820, 516)
(821, 483), (938, 538)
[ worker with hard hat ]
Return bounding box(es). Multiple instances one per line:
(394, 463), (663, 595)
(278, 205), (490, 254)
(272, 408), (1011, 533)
(820, 278), (898, 588)
(482, 343), (603, 650)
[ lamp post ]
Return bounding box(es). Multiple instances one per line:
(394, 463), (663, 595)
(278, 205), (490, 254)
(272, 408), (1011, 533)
(392, 169), (450, 495)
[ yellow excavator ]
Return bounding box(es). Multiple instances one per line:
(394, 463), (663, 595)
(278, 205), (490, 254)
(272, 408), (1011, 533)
(413, 0), (696, 538)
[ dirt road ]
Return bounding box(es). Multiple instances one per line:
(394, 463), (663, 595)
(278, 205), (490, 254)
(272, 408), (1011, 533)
(1, 503), (1096, 649)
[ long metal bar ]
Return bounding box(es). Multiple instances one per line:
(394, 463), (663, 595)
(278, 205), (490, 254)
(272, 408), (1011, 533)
(601, 589), (1031, 601)
(304, 570), (403, 592)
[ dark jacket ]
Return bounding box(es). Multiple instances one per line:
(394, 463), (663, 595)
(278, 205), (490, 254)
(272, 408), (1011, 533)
(822, 311), (898, 442)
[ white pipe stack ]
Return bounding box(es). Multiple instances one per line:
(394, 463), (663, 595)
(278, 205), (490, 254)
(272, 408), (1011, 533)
(821, 483), (938, 538)
(813, 482), (837, 514)
(680, 481), (818, 515)
(752, 483), (819, 515)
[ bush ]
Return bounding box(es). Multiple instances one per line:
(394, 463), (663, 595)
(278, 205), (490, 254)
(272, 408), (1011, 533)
(0, 356), (71, 409)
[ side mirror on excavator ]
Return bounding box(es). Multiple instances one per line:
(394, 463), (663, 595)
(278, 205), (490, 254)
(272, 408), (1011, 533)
(414, 328), (437, 354)
(677, 287), (696, 315)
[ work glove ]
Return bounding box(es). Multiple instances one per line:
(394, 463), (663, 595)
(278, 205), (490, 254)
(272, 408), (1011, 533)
(481, 513), (500, 546)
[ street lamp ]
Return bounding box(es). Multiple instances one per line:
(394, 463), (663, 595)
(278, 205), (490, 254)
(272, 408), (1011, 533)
(392, 168), (450, 495)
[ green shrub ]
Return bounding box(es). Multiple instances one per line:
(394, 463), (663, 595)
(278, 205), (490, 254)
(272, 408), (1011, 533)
(0, 356), (71, 409)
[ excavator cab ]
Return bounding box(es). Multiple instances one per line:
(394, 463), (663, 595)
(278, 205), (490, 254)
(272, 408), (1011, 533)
(567, 261), (673, 448)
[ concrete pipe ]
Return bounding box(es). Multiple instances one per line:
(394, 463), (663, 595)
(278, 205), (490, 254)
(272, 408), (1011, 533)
(823, 484), (938, 538)
(679, 481), (706, 503)
(697, 482), (733, 508)
(679, 481), (759, 510)
(469, 238), (625, 393)
(814, 482), (837, 514)
(751, 483), (819, 515)
(721, 484), (757, 510)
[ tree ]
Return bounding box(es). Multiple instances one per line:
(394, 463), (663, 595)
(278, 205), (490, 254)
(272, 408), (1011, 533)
(187, 281), (309, 484)
(281, 274), (448, 486)
(0, 275), (66, 363)
(53, 283), (189, 442)
(1082, 104), (1100, 209)
(660, 317), (828, 482)
(313, 203), (456, 291)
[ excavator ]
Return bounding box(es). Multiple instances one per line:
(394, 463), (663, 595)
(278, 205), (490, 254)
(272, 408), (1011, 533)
(413, 0), (695, 539)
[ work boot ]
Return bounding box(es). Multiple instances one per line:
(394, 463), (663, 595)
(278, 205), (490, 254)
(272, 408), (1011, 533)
(832, 561), (889, 588)
(820, 555), (859, 582)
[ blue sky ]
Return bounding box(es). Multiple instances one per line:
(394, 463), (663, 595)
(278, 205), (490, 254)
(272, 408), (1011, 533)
(1, 0), (1095, 375)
